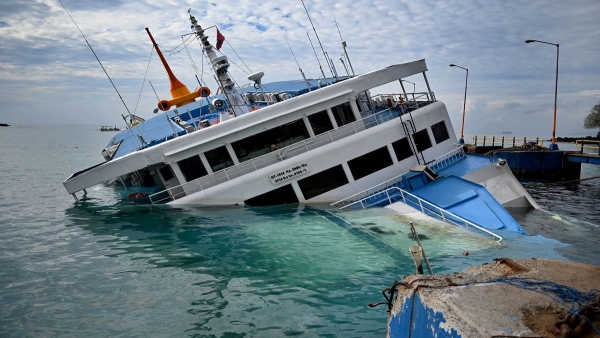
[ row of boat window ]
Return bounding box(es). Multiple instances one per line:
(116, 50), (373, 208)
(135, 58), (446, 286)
(160, 102), (449, 203)
(245, 120), (450, 206)
(169, 102), (358, 183)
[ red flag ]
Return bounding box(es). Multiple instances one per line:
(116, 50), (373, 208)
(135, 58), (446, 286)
(216, 29), (225, 51)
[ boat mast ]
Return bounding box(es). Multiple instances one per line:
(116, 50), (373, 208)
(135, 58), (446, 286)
(189, 13), (249, 117)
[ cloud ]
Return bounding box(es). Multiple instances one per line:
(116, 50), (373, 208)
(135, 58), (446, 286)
(0, 0), (598, 139)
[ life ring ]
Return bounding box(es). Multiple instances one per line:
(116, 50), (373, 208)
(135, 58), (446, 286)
(158, 100), (171, 111)
(398, 97), (405, 104)
(196, 86), (211, 98)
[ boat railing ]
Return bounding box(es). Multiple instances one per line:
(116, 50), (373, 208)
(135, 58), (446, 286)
(148, 107), (401, 204)
(352, 186), (503, 242)
(331, 146), (465, 209)
(576, 139), (600, 154)
(472, 135), (544, 147)
(370, 92), (434, 111)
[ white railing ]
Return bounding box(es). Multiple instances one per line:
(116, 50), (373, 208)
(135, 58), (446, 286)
(356, 186), (503, 242)
(149, 107), (402, 204)
(331, 146), (465, 209)
(372, 92), (433, 108)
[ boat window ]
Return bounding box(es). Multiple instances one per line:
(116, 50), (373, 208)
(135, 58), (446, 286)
(431, 121), (450, 144)
(412, 129), (432, 152)
(177, 155), (208, 182)
(307, 110), (333, 135)
(392, 138), (413, 162)
(159, 165), (175, 182)
(347, 147), (393, 180)
(298, 165), (349, 200)
(231, 118), (310, 162)
(204, 146), (234, 172)
(244, 184), (299, 206)
(331, 102), (356, 127)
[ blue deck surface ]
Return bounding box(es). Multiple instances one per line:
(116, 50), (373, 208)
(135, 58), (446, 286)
(437, 153), (492, 178)
(410, 176), (527, 234)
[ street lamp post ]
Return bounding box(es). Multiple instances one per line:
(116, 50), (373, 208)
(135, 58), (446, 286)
(450, 64), (468, 144)
(525, 39), (560, 150)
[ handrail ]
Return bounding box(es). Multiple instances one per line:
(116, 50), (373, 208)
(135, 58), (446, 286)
(149, 99), (434, 204)
(356, 186), (503, 242)
(372, 92), (432, 104)
(472, 135), (544, 147)
(331, 146), (465, 209)
(576, 139), (600, 154)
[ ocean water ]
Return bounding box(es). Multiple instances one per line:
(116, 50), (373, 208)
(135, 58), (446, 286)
(0, 125), (598, 337)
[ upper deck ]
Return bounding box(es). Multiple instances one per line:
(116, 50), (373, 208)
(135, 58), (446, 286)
(64, 60), (433, 196)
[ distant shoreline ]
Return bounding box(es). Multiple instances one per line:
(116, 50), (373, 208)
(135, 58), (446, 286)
(553, 135), (599, 142)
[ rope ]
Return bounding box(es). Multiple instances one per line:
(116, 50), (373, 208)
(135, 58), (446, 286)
(482, 278), (598, 312)
(542, 175), (600, 185)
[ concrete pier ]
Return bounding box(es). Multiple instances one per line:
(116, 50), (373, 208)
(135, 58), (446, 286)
(387, 258), (600, 338)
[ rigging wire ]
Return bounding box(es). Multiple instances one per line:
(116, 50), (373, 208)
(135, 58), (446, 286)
(161, 34), (195, 54)
(224, 40), (253, 74)
(132, 46), (154, 116)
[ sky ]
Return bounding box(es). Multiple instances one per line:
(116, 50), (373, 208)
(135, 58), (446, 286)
(1, 0), (599, 139)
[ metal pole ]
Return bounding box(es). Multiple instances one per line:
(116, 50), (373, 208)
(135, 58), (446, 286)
(525, 39), (559, 150)
(551, 44), (559, 150)
(461, 69), (468, 144)
(449, 64), (468, 144)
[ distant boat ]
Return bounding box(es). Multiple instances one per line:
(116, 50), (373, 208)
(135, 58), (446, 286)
(0, 123), (10, 127)
(100, 125), (120, 131)
(501, 131), (512, 134)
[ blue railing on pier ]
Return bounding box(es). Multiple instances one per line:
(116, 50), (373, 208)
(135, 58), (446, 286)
(472, 136), (544, 147)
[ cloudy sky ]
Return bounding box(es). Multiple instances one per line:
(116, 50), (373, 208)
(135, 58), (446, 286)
(1, 0), (599, 138)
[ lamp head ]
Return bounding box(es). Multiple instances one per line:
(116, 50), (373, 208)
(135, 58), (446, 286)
(525, 40), (536, 43)
(449, 64), (456, 67)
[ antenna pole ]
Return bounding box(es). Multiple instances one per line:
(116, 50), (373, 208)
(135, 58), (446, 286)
(335, 17), (355, 76)
(301, 0), (334, 79)
(307, 33), (328, 84)
(325, 51), (338, 80)
(59, 0), (134, 119)
(339, 56), (350, 77)
(286, 38), (312, 92)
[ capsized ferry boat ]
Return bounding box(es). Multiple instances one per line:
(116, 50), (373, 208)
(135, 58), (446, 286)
(64, 12), (537, 238)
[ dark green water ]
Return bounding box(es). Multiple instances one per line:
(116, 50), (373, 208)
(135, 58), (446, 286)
(0, 125), (598, 337)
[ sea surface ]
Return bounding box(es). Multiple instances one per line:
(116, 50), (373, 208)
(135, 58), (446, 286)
(1, 125), (599, 337)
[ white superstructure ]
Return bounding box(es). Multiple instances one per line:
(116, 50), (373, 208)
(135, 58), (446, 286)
(63, 15), (459, 207)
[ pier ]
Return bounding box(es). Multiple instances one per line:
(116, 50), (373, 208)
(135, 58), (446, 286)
(568, 140), (600, 165)
(468, 136), (582, 178)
